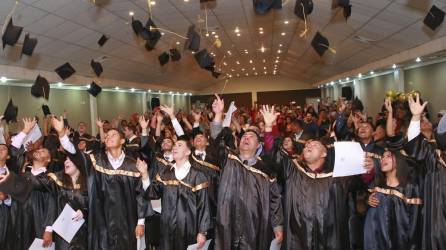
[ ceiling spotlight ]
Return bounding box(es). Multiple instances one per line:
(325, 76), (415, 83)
(244, 50), (249, 54)
(211, 31), (216, 35)
(346, 77), (350, 81)
(254, 72), (258, 75)
(234, 27), (240, 33)
(259, 27), (263, 30)
(263, 59), (266, 63)
(330, 81), (334, 86)
(150, 1), (156, 5)
(131, 88), (136, 92)
(0, 77), (7, 83)
(259, 31), (264, 34)
(236, 33), (241, 37)
(214, 35), (219, 38)
(189, 93), (192, 96)
(184, 0), (189, 2)
(249, 60), (253, 64)
(148, 89), (152, 92)
(129, 11), (134, 16)
(279, 44), (283, 47)
(252, 67), (256, 70)
(277, 49), (282, 53)
(260, 46), (266, 53)
(264, 71), (267, 75)
(236, 61), (240, 65)
(263, 66), (267, 70)
(245, 73), (249, 76)
(57, 82), (63, 87)
(242, 68), (245, 71)
(415, 57), (421, 62)
(85, 84), (90, 88)
(161, 32), (165, 35)
(392, 64), (397, 69)
(275, 60), (279, 63)
(223, 62), (227, 66)
(370, 71), (375, 75)
(227, 50), (232, 55)
(281, 32), (286, 36)
(284, 20), (289, 24)
(205, 33), (210, 37)
(358, 73), (362, 78)
(231, 69), (235, 72)
(176, 41), (180, 45)
(169, 91), (173, 95)
(115, 87), (120, 90)
(237, 74), (240, 77)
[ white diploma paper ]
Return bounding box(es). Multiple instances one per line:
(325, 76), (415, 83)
(333, 141), (366, 177)
(28, 238), (55, 250)
(151, 199), (162, 213)
(137, 235), (146, 250)
(23, 124), (42, 150)
(187, 239), (212, 250)
(222, 101), (237, 127)
(52, 204), (85, 243)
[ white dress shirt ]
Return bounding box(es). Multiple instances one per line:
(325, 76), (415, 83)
(163, 153), (174, 162)
(173, 161), (191, 181)
(106, 151), (126, 170)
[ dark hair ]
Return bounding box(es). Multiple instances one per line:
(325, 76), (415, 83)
(60, 154), (87, 191)
(108, 128), (125, 139)
(374, 150), (411, 188)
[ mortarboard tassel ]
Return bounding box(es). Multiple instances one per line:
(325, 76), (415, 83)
(319, 43), (337, 54)
(299, 3), (309, 38)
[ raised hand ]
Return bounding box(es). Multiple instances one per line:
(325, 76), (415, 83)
(160, 105), (175, 119)
(260, 105), (280, 128)
(135, 225), (144, 239)
(212, 94), (225, 114)
(138, 115), (149, 130)
(96, 118), (104, 128)
(196, 233), (206, 249)
(51, 116), (65, 137)
(136, 158), (149, 180)
(337, 98), (347, 113)
(408, 93), (428, 119)
(384, 98), (392, 113)
(156, 111), (164, 124)
(22, 117), (37, 134)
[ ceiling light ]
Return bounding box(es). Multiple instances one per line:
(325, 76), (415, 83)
(415, 57), (421, 62)
(131, 88), (136, 92)
(150, 1), (156, 5)
(358, 73), (362, 78)
(115, 87), (120, 90)
(176, 92), (180, 95)
(189, 93), (192, 96)
(158, 90), (162, 93)
(214, 35), (219, 38)
(264, 66), (267, 70)
(227, 50), (232, 55)
(275, 60), (279, 63)
(237, 74), (240, 77)
(249, 60), (253, 64)
(260, 46), (265, 53)
(0, 77), (7, 83)
(231, 69), (235, 72)
(259, 31), (264, 34)
(169, 91), (173, 95)
(236, 33), (241, 37)
(259, 27), (263, 30)
(183, 93), (187, 96)
(252, 67), (256, 70)
(129, 11), (134, 16)
(264, 71), (267, 75)
(370, 71), (375, 75)
(330, 81), (334, 86)
(346, 77), (350, 81)
(245, 50), (248, 54)
(245, 73), (249, 76)
(211, 31), (216, 35)
(161, 32), (165, 35)
(223, 62), (227, 66)
(57, 82), (63, 87)
(236, 61), (240, 65)
(184, 0), (189, 2)
(242, 68), (245, 71)
(148, 89), (152, 92)
(254, 72), (258, 75)
(284, 20), (289, 24)
(234, 27), (240, 33)
(85, 84), (90, 88)
(277, 49), (282, 53)
(392, 64), (397, 69)
(279, 44), (283, 47)
(205, 33), (209, 37)
(176, 41), (180, 45)
(263, 59), (266, 63)
(281, 32), (286, 36)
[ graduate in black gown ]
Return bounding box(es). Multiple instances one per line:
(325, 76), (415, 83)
(138, 135), (212, 250)
(0, 144), (12, 250)
(59, 117), (152, 250)
(364, 150), (422, 250)
(209, 95), (284, 250)
(402, 94), (446, 250)
(8, 117), (56, 249)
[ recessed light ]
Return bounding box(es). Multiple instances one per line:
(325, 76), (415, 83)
(115, 87), (120, 90)
(129, 11), (134, 16)
(131, 88), (135, 92)
(150, 1), (156, 5)
(264, 66), (267, 70)
(259, 27), (263, 30)
(161, 32), (165, 35)
(234, 27), (240, 33)
(242, 68), (245, 71)
(184, 0), (189, 2)
(279, 44), (283, 47)
(277, 49), (282, 53)
(370, 71), (375, 75)
(392, 64), (397, 69)
(223, 62), (227, 66)
(245, 73), (249, 76)
(211, 31), (216, 35)
(263, 59), (266, 63)
(169, 91), (173, 94)
(231, 69), (235, 72)
(249, 60), (253, 64)
(330, 81), (334, 86)
(236, 61), (240, 65)
(346, 77), (350, 81)
(284, 20), (289, 24)
(176, 41), (180, 45)
(260, 46), (265, 53)
(215, 35), (219, 38)
(264, 71), (267, 75)
(205, 33), (209, 37)
(358, 73), (362, 78)
(259, 31), (264, 34)
(57, 82), (63, 87)
(148, 89), (152, 92)
(252, 67), (256, 70)
(254, 72), (258, 75)
(236, 33), (241, 37)
(0, 77), (7, 83)
(281, 32), (286, 36)
(415, 57), (421, 62)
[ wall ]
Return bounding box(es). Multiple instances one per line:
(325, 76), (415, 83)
(404, 61), (446, 118)
(191, 93), (252, 109)
(257, 89), (321, 107)
(199, 75), (313, 94)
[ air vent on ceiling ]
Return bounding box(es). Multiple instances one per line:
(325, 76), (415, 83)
(353, 35), (377, 44)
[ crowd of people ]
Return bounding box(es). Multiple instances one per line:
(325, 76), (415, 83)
(0, 92), (445, 250)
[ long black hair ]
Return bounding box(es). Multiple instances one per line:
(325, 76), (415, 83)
(374, 150), (411, 188)
(60, 153), (87, 191)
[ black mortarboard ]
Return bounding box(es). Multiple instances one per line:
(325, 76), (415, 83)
(158, 52), (170, 66)
(31, 75), (50, 100)
(90, 59), (103, 77)
(2, 18), (23, 49)
(131, 18), (144, 35)
(97, 34), (109, 47)
(294, 0), (313, 20)
(194, 49), (214, 69)
(424, 5), (445, 31)
(21, 33), (38, 57)
(184, 25), (201, 52)
(143, 18), (162, 51)
(311, 32), (331, 57)
(343, 4), (352, 20)
(42, 104), (51, 116)
(253, 0), (282, 15)
(169, 48), (181, 61)
(151, 97), (160, 110)
(3, 99), (18, 124)
(55, 62), (76, 80)
(87, 81), (102, 97)
(332, 0), (350, 8)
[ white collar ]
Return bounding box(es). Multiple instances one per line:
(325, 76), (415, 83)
(173, 161), (191, 181)
(0, 165), (7, 174)
(106, 150), (126, 169)
(28, 166), (47, 176)
(195, 149), (206, 155)
(163, 152), (174, 162)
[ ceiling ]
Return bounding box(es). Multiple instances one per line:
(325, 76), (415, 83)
(1, 0), (446, 91)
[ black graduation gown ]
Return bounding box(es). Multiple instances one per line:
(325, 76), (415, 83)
(404, 134), (446, 250)
(364, 185), (422, 250)
(144, 165), (212, 250)
(0, 198), (11, 249)
(10, 171), (57, 250)
(88, 152), (152, 250)
(125, 136), (142, 158)
(211, 130), (283, 250)
(279, 156), (350, 250)
(39, 171), (88, 250)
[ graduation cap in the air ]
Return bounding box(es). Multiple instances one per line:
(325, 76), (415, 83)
(424, 5), (445, 31)
(2, 18), (23, 49)
(2, 99), (18, 124)
(311, 32), (335, 57)
(87, 81), (102, 97)
(194, 49), (215, 69)
(143, 18), (162, 51)
(294, 0), (314, 20)
(332, 0), (351, 20)
(253, 0), (282, 15)
(131, 18), (144, 35)
(184, 25), (201, 52)
(31, 75), (50, 100)
(90, 59), (103, 77)
(55, 62), (76, 80)
(42, 105), (51, 116)
(97, 34), (109, 47)
(158, 52), (170, 66)
(21, 33), (38, 57)
(169, 48), (181, 61)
